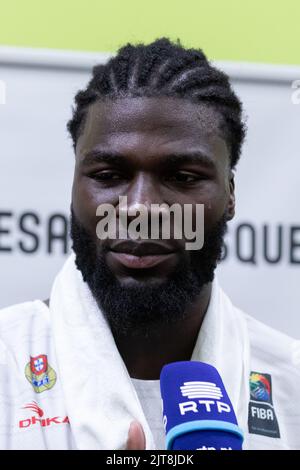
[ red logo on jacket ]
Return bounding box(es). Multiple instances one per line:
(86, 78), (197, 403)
(19, 402), (69, 429)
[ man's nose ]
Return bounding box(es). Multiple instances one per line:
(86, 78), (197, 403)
(118, 173), (163, 217)
(115, 173), (183, 242)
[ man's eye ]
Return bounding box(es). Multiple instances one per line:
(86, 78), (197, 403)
(92, 171), (123, 181)
(166, 172), (203, 184)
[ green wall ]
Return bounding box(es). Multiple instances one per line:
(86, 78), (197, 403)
(1, 0), (299, 65)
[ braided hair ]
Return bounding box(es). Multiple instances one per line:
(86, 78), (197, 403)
(67, 37), (246, 169)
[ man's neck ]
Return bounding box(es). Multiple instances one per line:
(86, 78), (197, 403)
(113, 282), (212, 380)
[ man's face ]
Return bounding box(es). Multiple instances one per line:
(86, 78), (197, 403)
(71, 96), (235, 335)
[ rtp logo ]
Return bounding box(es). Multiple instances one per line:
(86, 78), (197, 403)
(179, 381), (231, 415)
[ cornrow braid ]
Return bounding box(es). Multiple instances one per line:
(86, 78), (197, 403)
(67, 37), (246, 169)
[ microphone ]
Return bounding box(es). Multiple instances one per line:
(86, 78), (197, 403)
(160, 361), (244, 450)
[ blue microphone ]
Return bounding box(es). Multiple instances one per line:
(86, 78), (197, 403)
(160, 361), (244, 450)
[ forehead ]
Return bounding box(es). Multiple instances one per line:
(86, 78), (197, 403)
(76, 96), (229, 164)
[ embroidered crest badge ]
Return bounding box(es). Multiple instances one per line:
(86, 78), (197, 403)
(25, 355), (57, 393)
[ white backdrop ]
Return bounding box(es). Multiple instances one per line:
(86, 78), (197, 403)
(0, 47), (299, 337)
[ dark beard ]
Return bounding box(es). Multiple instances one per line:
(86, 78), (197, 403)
(70, 208), (228, 338)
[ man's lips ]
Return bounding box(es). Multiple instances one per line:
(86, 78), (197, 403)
(108, 240), (177, 255)
(108, 251), (176, 269)
(106, 240), (179, 270)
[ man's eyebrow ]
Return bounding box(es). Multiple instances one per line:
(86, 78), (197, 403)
(80, 150), (216, 168)
(164, 152), (216, 168)
(80, 150), (125, 166)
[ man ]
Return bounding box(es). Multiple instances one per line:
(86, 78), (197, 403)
(0, 38), (299, 450)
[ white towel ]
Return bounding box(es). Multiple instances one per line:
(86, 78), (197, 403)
(49, 252), (250, 450)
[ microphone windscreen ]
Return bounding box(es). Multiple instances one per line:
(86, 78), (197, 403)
(160, 361), (244, 450)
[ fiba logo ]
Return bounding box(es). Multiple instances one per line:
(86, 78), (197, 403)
(250, 373), (271, 402)
(178, 381), (231, 415)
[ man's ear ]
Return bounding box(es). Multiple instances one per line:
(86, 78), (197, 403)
(226, 170), (235, 221)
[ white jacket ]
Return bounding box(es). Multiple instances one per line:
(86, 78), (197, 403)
(0, 253), (299, 450)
